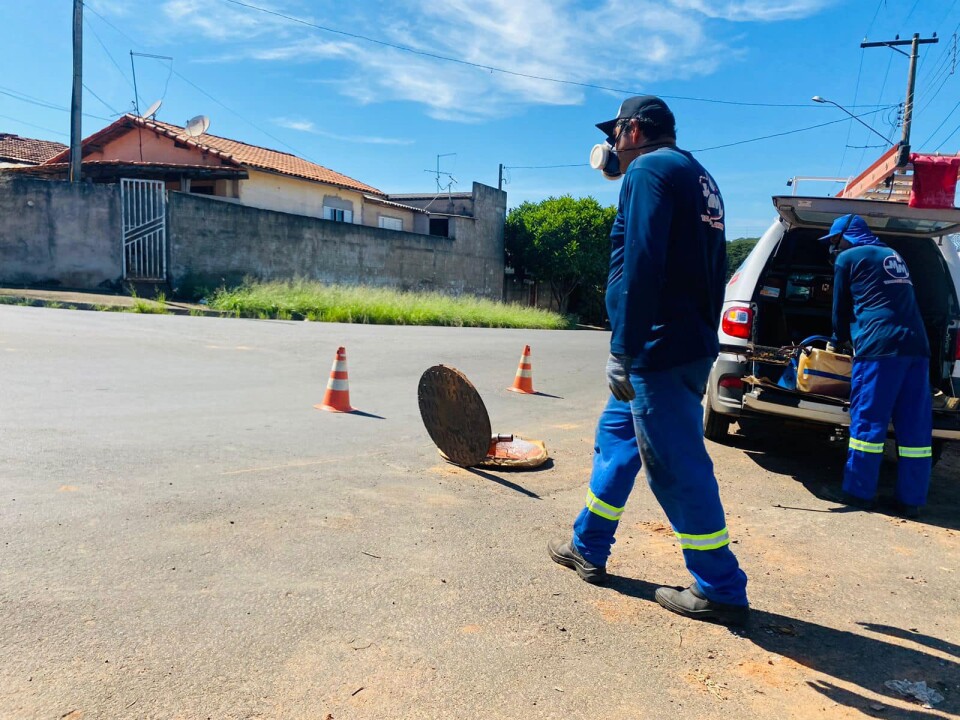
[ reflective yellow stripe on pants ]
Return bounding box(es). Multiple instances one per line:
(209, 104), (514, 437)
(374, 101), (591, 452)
(585, 489), (624, 522)
(898, 445), (932, 458)
(675, 527), (730, 551)
(849, 437), (884, 454)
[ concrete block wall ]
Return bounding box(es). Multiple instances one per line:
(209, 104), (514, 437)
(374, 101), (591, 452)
(168, 186), (505, 298)
(0, 176), (122, 289)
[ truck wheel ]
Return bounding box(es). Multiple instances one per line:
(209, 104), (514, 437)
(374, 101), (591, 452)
(703, 398), (732, 442)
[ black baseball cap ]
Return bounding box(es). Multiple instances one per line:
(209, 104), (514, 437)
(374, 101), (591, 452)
(596, 95), (675, 144)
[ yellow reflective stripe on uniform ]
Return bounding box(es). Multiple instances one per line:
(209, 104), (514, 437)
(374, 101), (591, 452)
(585, 490), (624, 521)
(675, 528), (730, 551)
(849, 437), (884, 453)
(898, 445), (932, 458)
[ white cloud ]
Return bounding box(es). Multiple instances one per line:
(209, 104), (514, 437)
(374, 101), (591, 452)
(160, 0), (831, 121)
(273, 117), (414, 146)
(670, 0), (834, 22)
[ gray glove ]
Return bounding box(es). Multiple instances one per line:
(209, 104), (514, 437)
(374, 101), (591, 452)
(606, 353), (635, 402)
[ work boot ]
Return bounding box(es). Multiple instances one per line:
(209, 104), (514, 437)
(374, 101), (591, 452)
(655, 584), (750, 626)
(883, 497), (921, 519)
(841, 491), (877, 511)
(547, 538), (608, 585)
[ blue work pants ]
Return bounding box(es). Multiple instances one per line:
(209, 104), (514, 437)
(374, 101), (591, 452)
(844, 356), (932, 506)
(572, 358), (748, 606)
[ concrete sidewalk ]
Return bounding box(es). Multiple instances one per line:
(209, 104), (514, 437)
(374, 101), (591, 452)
(0, 287), (220, 316)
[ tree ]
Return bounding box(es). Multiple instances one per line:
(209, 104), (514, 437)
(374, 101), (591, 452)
(727, 237), (759, 281)
(505, 196), (616, 316)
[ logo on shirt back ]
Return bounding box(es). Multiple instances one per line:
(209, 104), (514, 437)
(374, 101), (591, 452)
(699, 174), (724, 231)
(882, 253), (912, 285)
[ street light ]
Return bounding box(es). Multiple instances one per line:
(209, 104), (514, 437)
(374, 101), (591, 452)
(811, 95), (894, 145)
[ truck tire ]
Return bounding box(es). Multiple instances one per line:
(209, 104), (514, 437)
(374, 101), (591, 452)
(703, 397), (731, 442)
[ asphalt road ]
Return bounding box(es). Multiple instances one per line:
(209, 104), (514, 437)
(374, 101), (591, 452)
(1, 306), (958, 720)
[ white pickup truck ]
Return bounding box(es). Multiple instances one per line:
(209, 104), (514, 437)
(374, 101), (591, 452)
(704, 195), (960, 462)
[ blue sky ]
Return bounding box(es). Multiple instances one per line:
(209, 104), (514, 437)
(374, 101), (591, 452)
(1, 0), (958, 239)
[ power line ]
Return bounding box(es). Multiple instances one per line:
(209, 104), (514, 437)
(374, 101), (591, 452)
(0, 113), (69, 138)
(84, 5), (314, 161)
(0, 86), (112, 121)
(82, 82), (121, 116)
(219, 0), (870, 110)
(692, 107), (895, 152)
(504, 107), (897, 170)
(83, 16), (136, 93)
(920, 99), (960, 147)
(934, 117), (960, 151)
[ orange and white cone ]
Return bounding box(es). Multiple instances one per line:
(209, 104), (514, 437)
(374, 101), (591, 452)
(315, 346), (355, 412)
(507, 345), (535, 394)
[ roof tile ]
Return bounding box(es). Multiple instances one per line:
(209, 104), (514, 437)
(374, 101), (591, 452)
(144, 117), (383, 195)
(0, 134), (68, 165)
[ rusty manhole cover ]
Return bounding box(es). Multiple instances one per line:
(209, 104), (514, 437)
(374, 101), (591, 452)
(418, 365), (491, 467)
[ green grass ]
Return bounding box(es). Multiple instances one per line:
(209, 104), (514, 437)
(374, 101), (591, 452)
(131, 293), (170, 314)
(207, 280), (571, 329)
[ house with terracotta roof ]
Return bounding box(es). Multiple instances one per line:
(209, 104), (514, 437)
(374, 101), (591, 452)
(30, 114), (428, 233)
(0, 133), (67, 168)
(1, 115), (506, 299)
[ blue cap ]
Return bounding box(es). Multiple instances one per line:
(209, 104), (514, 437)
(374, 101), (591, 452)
(818, 214), (872, 244)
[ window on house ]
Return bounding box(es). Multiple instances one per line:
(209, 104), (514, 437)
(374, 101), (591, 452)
(190, 181), (215, 196)
(429, 218), (450, 237)
(378, 215), (403, 231)
(324, 206), (353, 223)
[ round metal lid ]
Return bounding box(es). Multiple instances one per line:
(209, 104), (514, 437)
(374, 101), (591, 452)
(417, 365), (491, 467)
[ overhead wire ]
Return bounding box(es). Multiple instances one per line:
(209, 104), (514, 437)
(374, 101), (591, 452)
(505, 106), (898, 170)
(219, 0), (881, 110)
(84, 4), (312, 161)
(920, 99), (960, 147)
(82, 83), (121, 115)
(0, 86), (112, 121)
(83, 16), (136, 93)
(934, 117), (960, 151)
(0, 113), (69, 138)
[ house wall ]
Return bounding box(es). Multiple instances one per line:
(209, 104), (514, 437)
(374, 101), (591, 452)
(0, 175), (121, 288)
(86, 128), (226, 167)
(361, 202), (425, 234)
(239, 168), (367, 222)
(168, 188), (504, 298)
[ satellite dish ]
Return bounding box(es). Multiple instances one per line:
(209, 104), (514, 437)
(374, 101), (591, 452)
(142, 99), (162, 120)
(183, 115), (210, 137)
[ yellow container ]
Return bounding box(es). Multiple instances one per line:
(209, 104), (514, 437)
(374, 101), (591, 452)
(797, 348), (852, 398)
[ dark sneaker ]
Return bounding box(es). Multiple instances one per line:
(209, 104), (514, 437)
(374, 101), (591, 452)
(894, 501), (921, 519)
(655, 584), (750, 626)
(547, 538), (608, 585)
(841, 491), (877, 511)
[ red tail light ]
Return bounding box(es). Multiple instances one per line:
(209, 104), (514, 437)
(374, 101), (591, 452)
(721, 306), (753, 339)
(955, 329), (960, 361)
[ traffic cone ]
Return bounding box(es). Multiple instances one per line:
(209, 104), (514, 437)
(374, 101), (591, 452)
(315, 346), (355, 412)
(507, 345), (535, 394)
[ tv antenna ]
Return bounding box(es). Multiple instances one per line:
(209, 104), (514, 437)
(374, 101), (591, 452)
(184, 115), (210, 137)
(129, 51), (173, 117)
(141, 99), (162, 120)
(423, 152), (457, 193)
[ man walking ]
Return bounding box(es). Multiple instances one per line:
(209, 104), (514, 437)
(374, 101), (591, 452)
(548, 96), (749, 625)
(821, 214), (932, 518)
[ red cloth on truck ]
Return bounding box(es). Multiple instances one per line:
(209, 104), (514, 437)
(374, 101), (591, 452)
(909, 154), (960, 209)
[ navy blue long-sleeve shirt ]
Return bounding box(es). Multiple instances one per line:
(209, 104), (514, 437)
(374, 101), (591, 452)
(606, 146), (726, 369)
(832, 239), (929, 360)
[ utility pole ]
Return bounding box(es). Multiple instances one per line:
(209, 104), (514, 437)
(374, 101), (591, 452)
(861, 32), (938, 167)
(498, 163), (503, 191)
(69, 0), (83, 183)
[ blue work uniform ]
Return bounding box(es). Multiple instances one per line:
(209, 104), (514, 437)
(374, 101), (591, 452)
(572, 146), (748, 606)
(831, 220), (932, 506)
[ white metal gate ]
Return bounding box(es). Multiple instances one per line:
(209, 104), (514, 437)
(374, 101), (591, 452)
(121, 178), (167, 281)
